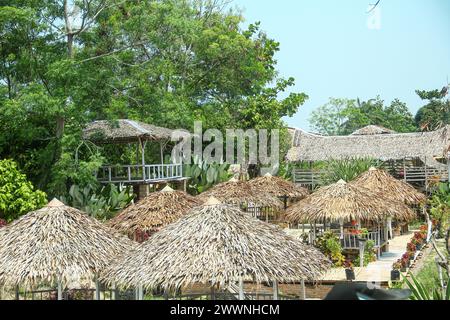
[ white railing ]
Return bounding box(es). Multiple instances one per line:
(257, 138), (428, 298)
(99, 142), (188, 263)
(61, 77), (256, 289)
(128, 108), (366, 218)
(340, 231), (383, 249)
(97, 164), (183, 183)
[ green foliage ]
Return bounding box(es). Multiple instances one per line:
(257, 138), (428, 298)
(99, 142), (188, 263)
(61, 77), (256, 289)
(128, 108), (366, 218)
(183, 156), (232, 195)
(320, 158), (380, 185)
(316, 231), (345, 267)
(309, 97), (417, 136)
(60, 184), (134, 221)
(0, 0), (306, 199)
(405, 273), (450, 300)
(415, 88), (450, 131)
(429, 183), (450, 238)
(0, 159), (47, 222)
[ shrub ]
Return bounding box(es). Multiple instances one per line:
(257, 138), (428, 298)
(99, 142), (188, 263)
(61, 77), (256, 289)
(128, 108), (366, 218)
(316, 231), (346, 266)
(0, 159), (47, 222)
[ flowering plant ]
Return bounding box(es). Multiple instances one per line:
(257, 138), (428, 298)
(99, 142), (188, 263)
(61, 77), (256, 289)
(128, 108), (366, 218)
(407, 242), (416, 252)
(0, 218), (6, 228)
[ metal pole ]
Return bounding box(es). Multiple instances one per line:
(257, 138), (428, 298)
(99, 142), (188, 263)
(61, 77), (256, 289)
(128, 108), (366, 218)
(111, 282), (117, 300)
(300, 279), (306, 300)
(238, 278), (244, 300)
(95, 276), (101, 300)
(359, 239), (366, 269)
(57, 280), (63, 300)
(272, 281), (279, 301)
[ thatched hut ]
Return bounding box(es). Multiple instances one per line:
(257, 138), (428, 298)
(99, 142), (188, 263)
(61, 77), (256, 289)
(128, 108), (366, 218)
(284, 180), (415, 255)
(0, 199), (134, 300)
(101, 198), (330, 299)
(351, 167), (426, 206)
(287, 126), (450, 188)
(248, 174), (309, 208)
(107, 186), (202, 241)
(197, 178), (283, 222)
(351, 167), (426, 238)
(350, 125), (397, 136)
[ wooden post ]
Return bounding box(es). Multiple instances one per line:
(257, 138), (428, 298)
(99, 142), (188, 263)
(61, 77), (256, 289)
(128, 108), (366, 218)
(300, 279), (306, 300)
(111, 282), (117, 301)
(139, 138), (146, 181)
(160, 142), (164, 164)
(57, 280), (63, 300)
(210, 285), (216, 300)
(135, 284), (144, 300)
(339, 219), (344, 239)
(272, 281), (279, 301)
(238, 278), (244, 300)
(15, 285), (19, 300)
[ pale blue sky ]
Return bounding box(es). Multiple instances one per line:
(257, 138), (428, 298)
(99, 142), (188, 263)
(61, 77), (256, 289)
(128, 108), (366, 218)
(232, 0), (450, 130)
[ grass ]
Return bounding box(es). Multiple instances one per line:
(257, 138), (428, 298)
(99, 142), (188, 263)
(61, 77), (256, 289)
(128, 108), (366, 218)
(413, 239), (448, 293)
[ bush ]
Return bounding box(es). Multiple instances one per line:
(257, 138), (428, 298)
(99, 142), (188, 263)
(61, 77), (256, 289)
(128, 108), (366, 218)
(0, 159), (47, 222)
(316, 231), (345, 266)
(320, 157), (380, 185)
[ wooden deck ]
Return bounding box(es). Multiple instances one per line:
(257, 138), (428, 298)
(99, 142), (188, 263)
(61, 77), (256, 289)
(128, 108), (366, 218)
(96, 164), (183, 184)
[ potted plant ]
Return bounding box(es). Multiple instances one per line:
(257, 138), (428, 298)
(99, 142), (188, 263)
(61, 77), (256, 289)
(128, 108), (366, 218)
(406, 242), (416, 253)
(344, 260), (355, 281)
(401, 253), (410, 271)
(391, 261), (402, 280)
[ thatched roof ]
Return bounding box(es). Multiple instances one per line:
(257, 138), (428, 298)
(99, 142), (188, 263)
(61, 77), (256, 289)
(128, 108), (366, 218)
(351, 125), (397, 136)
(100, 199), (330, 291)
(284, 180), (415, 223)
(106, 187), (202, 238)
(351, 168), (427, 206)
(83, 119), (175, 144)
(248, 174), (309, 199)
(197, 178), (283, 208)
(0, 199), (134, 289)
(287, 126), (450, 165)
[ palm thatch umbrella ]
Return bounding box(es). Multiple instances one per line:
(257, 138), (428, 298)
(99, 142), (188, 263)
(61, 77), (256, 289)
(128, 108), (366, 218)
(106, 186), (202, 240)
(284, 180), (415, 224)
(101, 198), (330, 295)
(0, 199), (134, 295)
(248, 174), (309, 200)
(197, 178), (283, 208)
(351, 167), (426, 206)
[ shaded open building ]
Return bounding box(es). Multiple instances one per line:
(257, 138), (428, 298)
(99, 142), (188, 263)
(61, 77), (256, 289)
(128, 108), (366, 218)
(101, 198), (330, 300)
(248, 173), (309, 209)
(284, 180), (415, 257)
(0, 199), (134, 300)
(351, 167), (426, 237)
(107, 186), (202, 241)
(197, 178), (284, 222)
(287, 125), (450, 189)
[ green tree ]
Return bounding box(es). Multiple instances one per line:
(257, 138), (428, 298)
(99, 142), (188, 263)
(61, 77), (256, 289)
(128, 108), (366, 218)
(0, 159), (47, 222)
(309, 96), (416, 135)
(415, 88), (450, 131)
(0, 0), (306, 197)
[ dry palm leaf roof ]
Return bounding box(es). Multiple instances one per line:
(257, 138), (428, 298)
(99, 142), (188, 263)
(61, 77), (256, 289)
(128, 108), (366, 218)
(351, 125), (397, 136)
(106, 187), (202, 237)
(248, 174), (309, 199)
(0, 199), (134, 289)
(284, 180), (416, 223)
(287, 126), (450, 167)
(197, 178), (283, 208)
(100, 199), (330, 291)
(351, 167), (427, 206)
(83, 119), (175, 144)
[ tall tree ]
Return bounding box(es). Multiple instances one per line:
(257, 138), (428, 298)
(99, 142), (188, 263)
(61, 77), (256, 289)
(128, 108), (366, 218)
(309, 96), (416, 135)
(0, 0), (307, 196)
(415, 88), (450, 131)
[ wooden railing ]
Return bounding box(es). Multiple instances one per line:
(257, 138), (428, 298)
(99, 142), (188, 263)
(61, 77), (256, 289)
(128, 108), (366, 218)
(97, 164), (183, 184)
(293, 166), (448, 188)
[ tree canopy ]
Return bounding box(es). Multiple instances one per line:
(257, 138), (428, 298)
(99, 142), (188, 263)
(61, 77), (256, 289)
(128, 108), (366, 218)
(415, 88), (450, 131)
(309, 96), (416, 136)
(0, 0), (307, 197)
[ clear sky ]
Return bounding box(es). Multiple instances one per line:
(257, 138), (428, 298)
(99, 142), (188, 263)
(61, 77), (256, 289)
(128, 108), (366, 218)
(232, 0), (450, 130)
